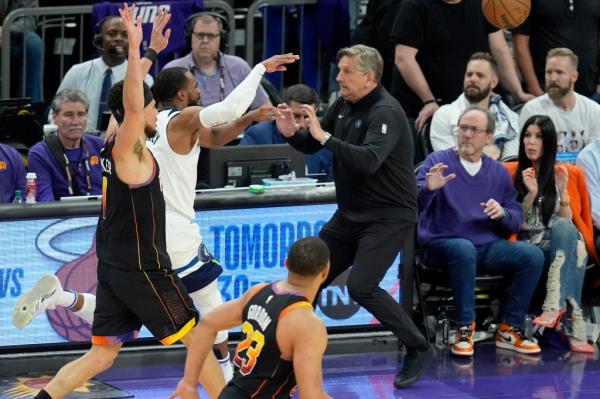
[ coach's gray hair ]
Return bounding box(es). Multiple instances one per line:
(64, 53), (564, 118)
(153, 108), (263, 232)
(336, 44), (383, 84)
(51, 89), (89, 113)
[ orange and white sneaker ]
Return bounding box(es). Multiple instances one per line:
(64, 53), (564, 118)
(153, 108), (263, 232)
(451, 321), (475, 357)
(496, 323), (541, 355)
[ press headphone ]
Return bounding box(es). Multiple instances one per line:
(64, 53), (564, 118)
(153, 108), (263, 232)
(184, 11), (229, 53)
(93, 15), (120, 52)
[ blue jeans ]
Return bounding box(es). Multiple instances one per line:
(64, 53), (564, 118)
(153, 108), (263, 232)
(423, 238), (544, 327)
(537, 217), (587, 311)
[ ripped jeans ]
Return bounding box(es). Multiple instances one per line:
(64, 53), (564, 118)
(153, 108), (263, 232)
(534, 217), (588, 339)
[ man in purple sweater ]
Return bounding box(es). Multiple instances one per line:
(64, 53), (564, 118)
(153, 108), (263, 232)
(0, 143), (26, 203)
(417, 106), (544, 358)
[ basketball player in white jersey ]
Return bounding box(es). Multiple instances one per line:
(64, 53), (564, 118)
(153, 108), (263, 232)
(14, 33), (298, 387)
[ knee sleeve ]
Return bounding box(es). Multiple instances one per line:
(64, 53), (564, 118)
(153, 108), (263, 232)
(189, 281), (228, 344)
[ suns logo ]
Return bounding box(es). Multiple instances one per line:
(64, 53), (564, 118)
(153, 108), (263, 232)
(1, 374), (93, 398)
(134, 4), (171, 24)
(0, 160), (7, 170)
(89, 155), (100, 166)
(34, 218), (99, 341)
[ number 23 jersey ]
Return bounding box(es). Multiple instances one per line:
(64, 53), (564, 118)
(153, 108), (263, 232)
(222, 283), (312, 399)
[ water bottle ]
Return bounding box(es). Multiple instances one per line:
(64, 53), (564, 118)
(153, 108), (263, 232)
(25, 172), (38, 204)
(435, 311), (450, 350)
(12, 189), (23, 204)
(524, 314), (533, 341)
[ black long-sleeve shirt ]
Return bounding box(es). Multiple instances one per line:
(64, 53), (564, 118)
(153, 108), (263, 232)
(288, 85), (417, 223)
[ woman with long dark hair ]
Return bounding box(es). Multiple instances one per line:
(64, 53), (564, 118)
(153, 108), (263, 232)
(507, 114), (597, 353)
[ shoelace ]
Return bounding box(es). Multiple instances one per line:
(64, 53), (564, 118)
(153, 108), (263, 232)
(505, 327), (528, 341)
(457, 326), (473, 342)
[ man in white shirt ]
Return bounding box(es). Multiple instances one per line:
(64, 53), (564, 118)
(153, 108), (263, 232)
(520, 48), (600, 154)
(430, 52), (520, 160)
(56, 16), (153, 132)
(576, 138), (600, 252)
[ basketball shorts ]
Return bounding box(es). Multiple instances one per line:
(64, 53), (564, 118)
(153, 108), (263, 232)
(91, 262), (199, 346)
(176, 242), (223, 293)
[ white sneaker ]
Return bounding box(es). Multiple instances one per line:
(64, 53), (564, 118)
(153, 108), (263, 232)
(13, 274), (62, 329)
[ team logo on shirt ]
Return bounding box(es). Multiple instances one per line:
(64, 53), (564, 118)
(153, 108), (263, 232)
(0, 161), (6, 170)
(382, 124), (387, 134)
(89, 155), (100, 166)
(354, 119), (362, 128)
(147, 133), (160, 145)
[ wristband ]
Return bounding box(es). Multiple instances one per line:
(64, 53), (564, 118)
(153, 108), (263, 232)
(143, 48), (158, 63)
(423, 99), (437, 106)
(559, 197), (570, 207)
(319, 132), (331, 145)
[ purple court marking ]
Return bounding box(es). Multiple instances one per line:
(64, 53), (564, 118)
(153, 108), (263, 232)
(99, 343), (600, 398)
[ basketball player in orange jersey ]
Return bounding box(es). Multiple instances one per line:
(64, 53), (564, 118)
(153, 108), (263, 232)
(33, 4), (222, 399)
(169, 236), (332, 399)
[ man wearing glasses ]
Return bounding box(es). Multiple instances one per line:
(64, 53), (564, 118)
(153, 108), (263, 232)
(417, 106), (544, 358)
(163, 13), (270, 110)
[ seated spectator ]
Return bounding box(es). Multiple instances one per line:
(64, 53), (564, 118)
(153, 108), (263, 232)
(417, 106), (543, 358)
(391, 0), (532, 133)
(520, 48), (600, 154)
(506, 115), (597, 353)
(240, 84), (333, 181)
(0, 0), (43, 101)
(163, 13), (269, 110)
(56, 15), (153, 132)
(430, 52), (520, 160)
(511, 0), (600, 99)
(577, 138), (600, 254)
(0, 143), (26, 202)
(28, 89), (103, 201)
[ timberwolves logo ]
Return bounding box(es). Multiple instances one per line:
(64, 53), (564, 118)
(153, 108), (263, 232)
(147, 132), (160, 144)
(354, 119), (362, 129)
(317, 270), (360, 319)
(36, 218), (98, 342)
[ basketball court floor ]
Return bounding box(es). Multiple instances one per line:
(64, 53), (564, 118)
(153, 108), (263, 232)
(2, 337), (599, 398)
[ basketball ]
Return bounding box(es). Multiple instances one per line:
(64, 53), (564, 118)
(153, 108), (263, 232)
(482, 0), (531, 30)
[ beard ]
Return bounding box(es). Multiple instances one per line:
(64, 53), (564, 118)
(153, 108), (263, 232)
(464, 83), (492, 103)
(546, 82), (571, 101)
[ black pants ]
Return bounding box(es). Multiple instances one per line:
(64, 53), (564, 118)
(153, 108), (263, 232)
(318, 211), (427, 349)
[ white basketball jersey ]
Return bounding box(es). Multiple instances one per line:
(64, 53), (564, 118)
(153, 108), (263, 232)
(147, 109), (202, 268)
